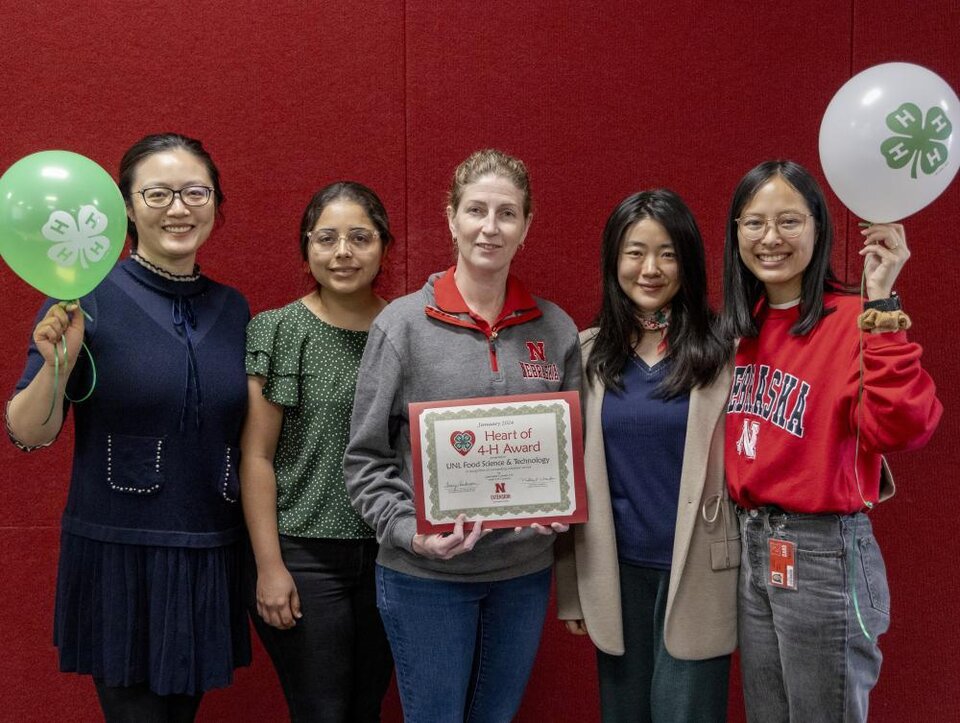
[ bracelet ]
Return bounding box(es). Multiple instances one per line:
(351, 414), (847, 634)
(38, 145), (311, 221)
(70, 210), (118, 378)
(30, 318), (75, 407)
(863, 292), (901, 312)
(4, 400), (55, 452)
(857, 309), (911, 332)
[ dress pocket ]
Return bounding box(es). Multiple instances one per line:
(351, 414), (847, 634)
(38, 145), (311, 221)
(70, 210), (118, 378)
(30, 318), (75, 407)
(106, 433), (165, 495)
(216, 445), (240, 503)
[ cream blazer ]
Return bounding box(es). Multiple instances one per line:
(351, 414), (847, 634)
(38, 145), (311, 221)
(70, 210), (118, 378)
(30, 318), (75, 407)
(555, 329), (740, 659)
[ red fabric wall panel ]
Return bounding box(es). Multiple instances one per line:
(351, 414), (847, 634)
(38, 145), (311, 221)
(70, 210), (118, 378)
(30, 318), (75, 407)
(1, 1), (956, 720)
(405, 0), (855, 327)
(0, 2), (408, 720)
(845, 4), (960, 722)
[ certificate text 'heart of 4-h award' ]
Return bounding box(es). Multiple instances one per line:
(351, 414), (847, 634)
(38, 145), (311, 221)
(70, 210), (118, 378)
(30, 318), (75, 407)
(409, 391), (587, 534)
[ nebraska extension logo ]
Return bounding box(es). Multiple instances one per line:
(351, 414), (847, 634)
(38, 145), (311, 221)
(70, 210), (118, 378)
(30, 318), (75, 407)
(491, 482), (511, 501)
(519, 340), (559, 381)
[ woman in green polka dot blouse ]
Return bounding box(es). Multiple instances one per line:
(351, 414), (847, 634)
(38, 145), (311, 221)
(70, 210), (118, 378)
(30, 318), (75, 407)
(239, 182), (394, 722)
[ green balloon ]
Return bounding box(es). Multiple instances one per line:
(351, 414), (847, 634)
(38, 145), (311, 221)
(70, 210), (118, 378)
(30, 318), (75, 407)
(0, 150), (126, 300)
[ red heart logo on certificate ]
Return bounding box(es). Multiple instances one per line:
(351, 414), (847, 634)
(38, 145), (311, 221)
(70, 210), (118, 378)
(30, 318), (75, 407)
(450, 430), (476, 456)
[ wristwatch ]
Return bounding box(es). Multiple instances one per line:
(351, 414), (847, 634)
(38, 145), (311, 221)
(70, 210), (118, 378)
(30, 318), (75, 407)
(863, 292), (901, 312)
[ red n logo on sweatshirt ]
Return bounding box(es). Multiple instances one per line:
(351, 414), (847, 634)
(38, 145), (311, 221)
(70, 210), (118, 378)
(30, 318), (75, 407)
(525, 341), (546, 362)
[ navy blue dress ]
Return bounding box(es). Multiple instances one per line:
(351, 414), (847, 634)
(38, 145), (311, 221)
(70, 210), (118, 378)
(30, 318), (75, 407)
(14, 258), (251, 695)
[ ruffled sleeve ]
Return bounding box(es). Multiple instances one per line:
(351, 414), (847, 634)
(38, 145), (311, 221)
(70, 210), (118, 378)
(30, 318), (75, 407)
(245, 305), (308, 407)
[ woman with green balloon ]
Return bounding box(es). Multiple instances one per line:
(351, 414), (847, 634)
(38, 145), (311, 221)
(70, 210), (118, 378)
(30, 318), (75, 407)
(4, 134), (250, 721)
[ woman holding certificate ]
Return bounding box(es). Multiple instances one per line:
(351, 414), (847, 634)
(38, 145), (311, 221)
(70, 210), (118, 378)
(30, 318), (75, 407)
(344, 149), (580, 723)
(555, 189), (738, 723)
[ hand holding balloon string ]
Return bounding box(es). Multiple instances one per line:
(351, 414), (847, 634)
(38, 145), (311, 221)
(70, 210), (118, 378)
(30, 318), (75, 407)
(33, 300), (97, 424)
(857, 221), (910, 300)
(0, 151), (122, 422)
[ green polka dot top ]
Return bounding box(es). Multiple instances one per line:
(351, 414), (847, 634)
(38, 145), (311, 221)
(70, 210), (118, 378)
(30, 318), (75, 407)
(246, 300), (374, 538)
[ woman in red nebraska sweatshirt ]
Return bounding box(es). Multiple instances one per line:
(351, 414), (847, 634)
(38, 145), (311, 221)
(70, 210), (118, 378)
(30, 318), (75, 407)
(720, 160), (942, 723)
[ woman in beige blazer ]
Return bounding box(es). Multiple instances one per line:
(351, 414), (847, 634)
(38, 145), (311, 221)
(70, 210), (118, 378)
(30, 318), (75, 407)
(555, 189), (739, 723)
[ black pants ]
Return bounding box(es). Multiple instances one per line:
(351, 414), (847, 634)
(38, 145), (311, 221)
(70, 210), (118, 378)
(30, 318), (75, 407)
(250, 536), (394, 723)
(94, 679), (202, 723)
(596, 563), (730, 723)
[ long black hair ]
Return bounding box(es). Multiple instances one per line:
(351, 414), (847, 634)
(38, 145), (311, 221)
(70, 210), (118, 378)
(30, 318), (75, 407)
(586, 189), (728, 397)
(721, 160), (845, 339)
(118, 133), (224, 249)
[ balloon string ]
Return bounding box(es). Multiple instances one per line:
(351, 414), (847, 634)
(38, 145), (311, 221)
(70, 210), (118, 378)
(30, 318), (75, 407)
(849, 265), (873, 642)
(65, 340), (97, 403)
(852, 268), (873, 511)
(41, 338), (63, 426)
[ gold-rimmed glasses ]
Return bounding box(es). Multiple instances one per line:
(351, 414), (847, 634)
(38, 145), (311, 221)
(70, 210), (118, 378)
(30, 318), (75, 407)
(307, 228), (379, 252)
(735, 212), (812, 241)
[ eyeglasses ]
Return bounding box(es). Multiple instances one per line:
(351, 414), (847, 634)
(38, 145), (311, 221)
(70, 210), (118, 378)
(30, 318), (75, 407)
(736, 212), (812, 241)
(307, 228), (379, 252)
(137, 186), (214, 209)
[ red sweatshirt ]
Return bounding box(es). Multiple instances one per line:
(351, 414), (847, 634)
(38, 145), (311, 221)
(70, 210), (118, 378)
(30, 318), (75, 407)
(725, 292), (942, 514)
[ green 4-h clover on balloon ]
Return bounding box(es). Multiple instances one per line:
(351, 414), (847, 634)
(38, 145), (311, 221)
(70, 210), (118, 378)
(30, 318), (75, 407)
(881, 103), (952, 179)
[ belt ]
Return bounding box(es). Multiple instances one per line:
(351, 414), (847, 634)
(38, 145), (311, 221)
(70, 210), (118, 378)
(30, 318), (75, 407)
(736, 504), (790, 517)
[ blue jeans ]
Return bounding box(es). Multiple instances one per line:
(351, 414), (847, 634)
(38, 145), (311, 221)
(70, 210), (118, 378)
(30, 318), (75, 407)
(375, 564), (552, 723)
(597, 563), (729, 723)
(738, 509), (890, 723)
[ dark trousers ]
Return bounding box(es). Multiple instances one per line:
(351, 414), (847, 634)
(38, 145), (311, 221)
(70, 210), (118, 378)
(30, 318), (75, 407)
(597, 563), (730, 723)
(93, 679), (202, 723)
(250, 536), (394, 723)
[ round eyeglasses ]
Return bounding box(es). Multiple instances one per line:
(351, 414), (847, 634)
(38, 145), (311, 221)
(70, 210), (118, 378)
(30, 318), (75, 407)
(137, 185), (214, 209)
(307, 228), (379, 252)
(736, 212), (812, 241)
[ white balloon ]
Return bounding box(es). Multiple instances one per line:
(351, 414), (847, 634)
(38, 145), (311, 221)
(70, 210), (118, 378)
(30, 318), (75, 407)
(819, 62), (959, 222)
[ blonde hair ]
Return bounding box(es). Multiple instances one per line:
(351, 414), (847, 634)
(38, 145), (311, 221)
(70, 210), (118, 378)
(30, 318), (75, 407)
(447, 149), (532, 217)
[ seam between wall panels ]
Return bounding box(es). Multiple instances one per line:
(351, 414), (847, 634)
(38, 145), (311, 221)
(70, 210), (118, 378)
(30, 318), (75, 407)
(403, 0), (410, 294)
(844, 0), (856, 283)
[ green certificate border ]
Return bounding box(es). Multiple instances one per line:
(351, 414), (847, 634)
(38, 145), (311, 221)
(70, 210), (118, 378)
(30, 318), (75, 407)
(422, 402), (572, 521)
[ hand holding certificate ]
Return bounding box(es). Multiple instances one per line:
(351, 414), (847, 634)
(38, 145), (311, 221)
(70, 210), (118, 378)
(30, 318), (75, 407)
(409, 391), (588, 534)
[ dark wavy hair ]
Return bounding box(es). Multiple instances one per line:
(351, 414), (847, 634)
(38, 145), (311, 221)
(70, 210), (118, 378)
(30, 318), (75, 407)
(298, 181), (393, 261)
(586, 189), (729, 397)
(721, 160), (846, 339)
(118, 133), (224, 250)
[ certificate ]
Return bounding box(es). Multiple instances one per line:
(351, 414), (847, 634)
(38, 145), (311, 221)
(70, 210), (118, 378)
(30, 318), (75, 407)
(409, 391), (587, 534)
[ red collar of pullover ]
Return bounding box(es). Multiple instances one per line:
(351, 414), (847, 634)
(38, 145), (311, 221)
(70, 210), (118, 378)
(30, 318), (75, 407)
(427, 267), (542, 337)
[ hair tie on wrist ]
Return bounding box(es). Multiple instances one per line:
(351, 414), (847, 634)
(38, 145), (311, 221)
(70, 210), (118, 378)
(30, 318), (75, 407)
(857, 309), (911, 332)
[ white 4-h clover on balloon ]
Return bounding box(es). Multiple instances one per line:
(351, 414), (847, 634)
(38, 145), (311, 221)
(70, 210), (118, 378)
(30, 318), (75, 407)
(43, 205), (113, 269)
(819, 62), (959, 222)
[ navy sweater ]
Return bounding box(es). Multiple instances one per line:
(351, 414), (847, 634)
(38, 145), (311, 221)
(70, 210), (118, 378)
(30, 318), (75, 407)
(16, 259), (249, 547)
(601, 357), (689, 569)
